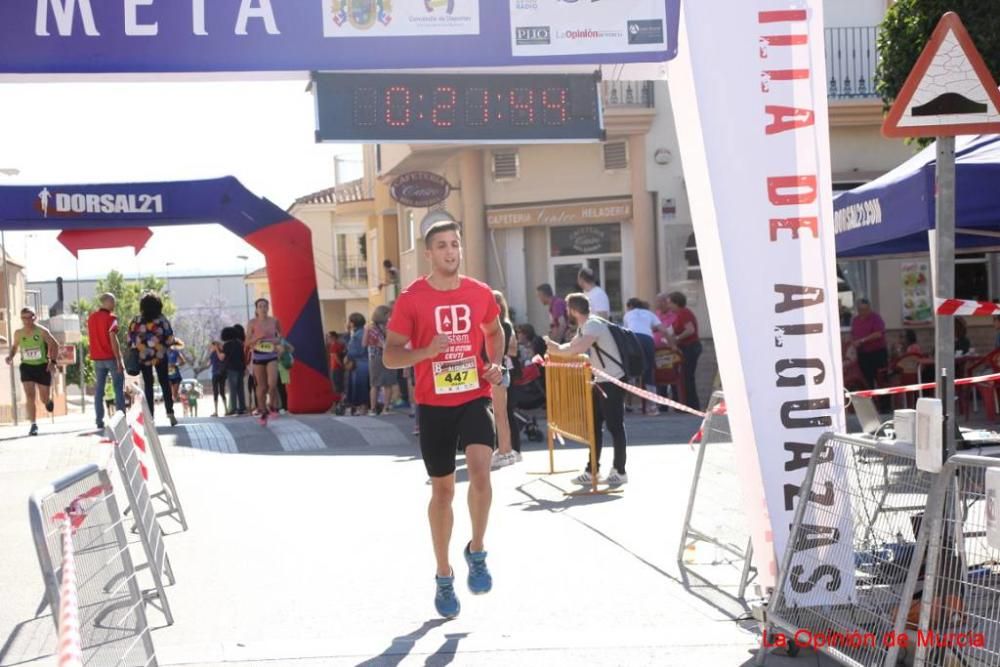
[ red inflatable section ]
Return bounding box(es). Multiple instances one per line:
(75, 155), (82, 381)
(245, 219), (334, 414)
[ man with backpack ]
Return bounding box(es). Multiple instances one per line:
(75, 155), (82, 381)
(545, 292), (631, 486)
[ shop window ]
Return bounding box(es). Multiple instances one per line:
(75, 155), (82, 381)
(492, 151), (519, 181)
(956, 254), (989, 302)
(684, 232), (700, 280)
(550, 224), (622, 257)
(602, 141), (628, 171)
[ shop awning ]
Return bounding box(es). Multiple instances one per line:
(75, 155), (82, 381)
(835, 134), (1000, 258)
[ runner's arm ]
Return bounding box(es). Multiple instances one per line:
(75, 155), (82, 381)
(383, 329), (444, 369)
(5, 331), (18, 364)
(40, 327), (59, 366)
(482, 317), (505, 384)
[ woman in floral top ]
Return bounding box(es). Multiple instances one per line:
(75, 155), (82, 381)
(128, 292), (178, 425)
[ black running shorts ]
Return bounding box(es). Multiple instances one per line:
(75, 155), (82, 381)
(418, 397), (496, 478)
(20, 364), (52, 387)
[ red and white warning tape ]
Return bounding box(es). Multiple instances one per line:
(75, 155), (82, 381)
(127, 404), (150, 481)
(57, 519), (83, 667)
(935, 297), (1000, 316)
(534, 355), (707, 418)
(850, 370), (1000, 398)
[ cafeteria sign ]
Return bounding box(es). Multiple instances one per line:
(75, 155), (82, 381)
(487, 198), (633, 229)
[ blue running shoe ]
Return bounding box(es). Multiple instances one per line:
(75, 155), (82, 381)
(464, 542), (492, 595)
(434, 572), (460, 618)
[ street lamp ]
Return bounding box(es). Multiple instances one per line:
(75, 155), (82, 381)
(0, 168), (18, 424)
(237, 255), (250, 323)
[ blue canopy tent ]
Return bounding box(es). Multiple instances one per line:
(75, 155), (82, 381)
(835, 134), (1000, 258)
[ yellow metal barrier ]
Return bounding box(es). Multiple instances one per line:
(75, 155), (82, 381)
(532, 353), (621, 496)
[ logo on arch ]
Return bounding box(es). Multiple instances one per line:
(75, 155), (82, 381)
(435, 305), (471, 335)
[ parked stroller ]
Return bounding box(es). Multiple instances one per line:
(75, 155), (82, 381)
(509, 359), (545, 442)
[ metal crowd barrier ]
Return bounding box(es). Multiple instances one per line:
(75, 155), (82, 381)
(125, 385), (188, 531)
(914, 454), (1000, 667)
(533, 353), (621, 496)
(763, 433), (1000, 667)
(109, 412), (176, 625)
(678, 391), (757, 601)
(28, 464), (158, 665)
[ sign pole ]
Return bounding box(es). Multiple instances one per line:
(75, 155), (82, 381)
(2, 230), (17, 425)
(935, 137), (956, 458)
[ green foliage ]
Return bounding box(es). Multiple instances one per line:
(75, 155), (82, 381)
(877, 2), (1000, 109)
(69, 270), (176, 386)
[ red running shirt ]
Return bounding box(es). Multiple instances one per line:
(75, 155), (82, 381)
(388, 276), (500, 407)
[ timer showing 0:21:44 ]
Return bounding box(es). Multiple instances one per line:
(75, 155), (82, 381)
(355, 85), (577, 128)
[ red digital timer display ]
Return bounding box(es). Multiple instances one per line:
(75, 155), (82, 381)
(313, 73), (603, 143)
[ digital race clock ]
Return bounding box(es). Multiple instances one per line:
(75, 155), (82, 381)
(312, 72), (604, 143)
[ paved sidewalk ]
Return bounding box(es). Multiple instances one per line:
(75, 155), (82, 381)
(0, 410), (835, 666)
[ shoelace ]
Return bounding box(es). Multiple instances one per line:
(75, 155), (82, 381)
(469, 557), (488, 579)
(437, 580), (456, 598)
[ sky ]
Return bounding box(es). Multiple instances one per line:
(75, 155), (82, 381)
(0, 78), (363, 282)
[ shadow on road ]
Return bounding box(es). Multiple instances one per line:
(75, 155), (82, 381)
(354, 619), (453, 667)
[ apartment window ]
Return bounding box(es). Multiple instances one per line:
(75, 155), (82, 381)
(603, 141), (629, 171)
(334, 229), (368, 288)
(492, 151), (519, 181)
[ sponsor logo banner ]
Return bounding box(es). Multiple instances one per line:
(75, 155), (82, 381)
(323, 0), (479, 38)
(511, 0), (667, 57)
(669, 2), (854, 604)
(0, 2), (678, 74)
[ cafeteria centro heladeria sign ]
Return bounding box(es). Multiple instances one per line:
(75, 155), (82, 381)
(0, 1), (680, 74)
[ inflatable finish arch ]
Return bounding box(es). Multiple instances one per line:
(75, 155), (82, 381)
(0, 177), (333, 414)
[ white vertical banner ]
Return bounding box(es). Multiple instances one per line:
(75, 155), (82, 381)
(668, 2), (854, 604)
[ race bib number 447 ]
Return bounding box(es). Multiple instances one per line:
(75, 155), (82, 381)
(22, 348), (42, 361)
(433, 357), (479, 395)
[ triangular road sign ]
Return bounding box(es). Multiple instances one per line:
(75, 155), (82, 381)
(883, 12), (1000, 138)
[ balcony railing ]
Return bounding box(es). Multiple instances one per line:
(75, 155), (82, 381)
(335, 254), (368, 290)
(601, 81), (655, 109)
(826, 26), (879, 100)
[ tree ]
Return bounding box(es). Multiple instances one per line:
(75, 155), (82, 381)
(68, 270), (177, 386)
(173, 295), (230, 376)
(877, 1), (1000, 110)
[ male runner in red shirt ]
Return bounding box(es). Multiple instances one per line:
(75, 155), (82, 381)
(384, 220), (505, 619)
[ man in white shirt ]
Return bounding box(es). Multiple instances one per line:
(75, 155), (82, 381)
(577, 267), (611, 319)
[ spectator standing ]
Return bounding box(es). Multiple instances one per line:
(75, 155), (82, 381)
(345, 312), (370, 415)
(849, 298), (888, 392)
(276, 337), (295, 413)
(652, 292), (677, 347)
(127, 293), (178, 426)
(327, 330), (346, 402)
(378, 260), (401, 302)
(365, 305), (399, 414)
(536, 283), (568, 343)
(87, 292), (125, 429)
(208, 341), (226, 417)
(219, 326), (247, 416)
(577, 267), (611, 319)
(664, 291), (703, 411)
(623, 298), (662, 416)
(491, 290), (521, 469)
(546, 292), (628, 486)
